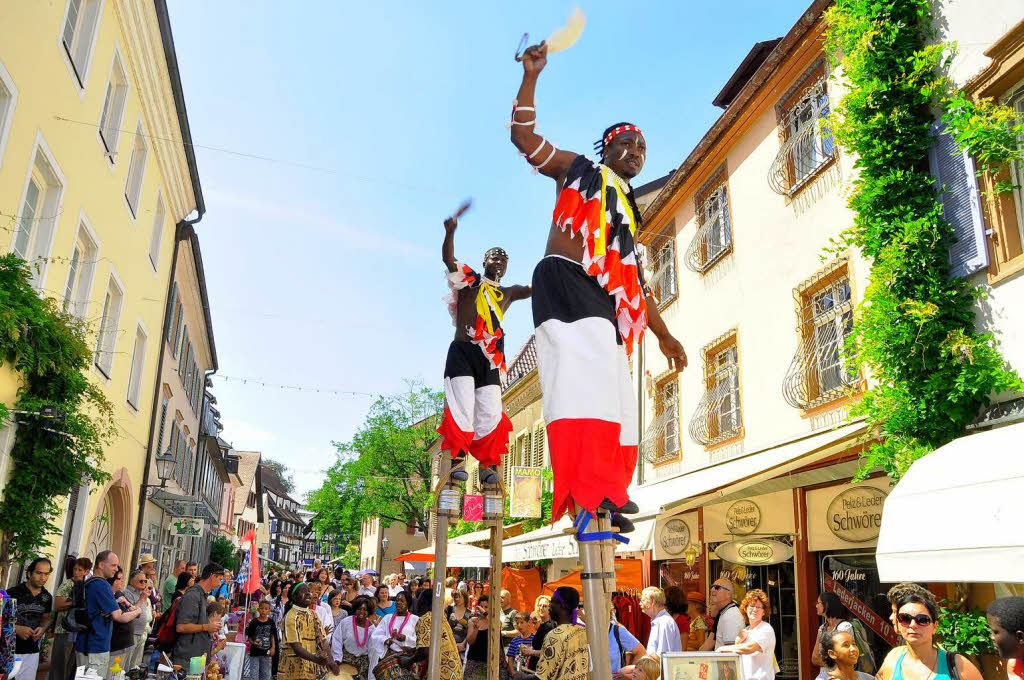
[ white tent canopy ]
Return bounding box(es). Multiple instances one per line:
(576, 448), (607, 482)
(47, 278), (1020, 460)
(876, 422), (1024, 583)
(394, 541), (493, 568)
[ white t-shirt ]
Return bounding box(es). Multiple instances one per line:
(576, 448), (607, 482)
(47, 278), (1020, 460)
(315, 601), (334, 633)
(714, 602), (746, 650)
(647, 609), (683, 655)
(738, 621), (777, 680)
(335, 618), (374, 659)
(814, 621), (855, 680)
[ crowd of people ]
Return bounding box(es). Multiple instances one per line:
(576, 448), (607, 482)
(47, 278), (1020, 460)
(4, 554), (1024, 680)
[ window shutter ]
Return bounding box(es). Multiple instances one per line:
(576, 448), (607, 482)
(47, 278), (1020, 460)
(165, 283), (177, 342)
(929, 123), (988, 278)
(532, 422), (546, 467)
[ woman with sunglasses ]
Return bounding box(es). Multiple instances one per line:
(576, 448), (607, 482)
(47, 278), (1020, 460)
(875, 594), (983, 680)
(718, 589), (776, 680)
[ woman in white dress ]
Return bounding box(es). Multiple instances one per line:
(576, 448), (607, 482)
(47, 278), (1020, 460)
(369, 591), (419, 680)
(335, 597), (375, 680)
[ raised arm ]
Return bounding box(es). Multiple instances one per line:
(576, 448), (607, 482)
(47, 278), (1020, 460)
(442, 200), (472, 273)
(510, 42), (576, 181)
(504, 284), (532, 303)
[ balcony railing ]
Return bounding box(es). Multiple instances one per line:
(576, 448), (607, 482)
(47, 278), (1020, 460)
(768, 78), (836, 196)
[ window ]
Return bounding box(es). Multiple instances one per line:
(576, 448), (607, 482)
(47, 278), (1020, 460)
(126, 324), (147, 409)
(647, 226), (678, 308)
(928, 123), (988, 278)
(783, 262), (859, 409)
(0, 58), (18, 171)
(149, 194), (165, 268)
(531, 420), (546, 468)
(98, 54), (128, 157)
(124, 123), (147, 216)
(769, 64), (837, 196)
(12, 138), (65, 287)
(93, 274), (124, 377)
(164, 282), (178, 344)
(62, 219), (99, 319)
(179, 332), (190, 379)
(979, 81), (1024, 281)
(60, 0), (102, 88)
(685, 176), (732, 273)
(641, 377), (680, 466)
(689, 332), (742, 447)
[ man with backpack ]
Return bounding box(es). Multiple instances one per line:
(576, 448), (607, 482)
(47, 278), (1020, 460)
(50, 556), (92, 680)
(9, 558), (54, 680)
(171, 563), (226, 669)
(72, 551), (142, 678)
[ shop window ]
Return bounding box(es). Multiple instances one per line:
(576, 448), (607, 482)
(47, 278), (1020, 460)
(689, 331), (742, 447)
(686, 171), (733, 274)
(783, 260), (860, 410)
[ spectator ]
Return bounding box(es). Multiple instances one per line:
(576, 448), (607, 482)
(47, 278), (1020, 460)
(308, 583), (334, 635)
(987, 597), (1024, 680)
(162, 560), (186, 613)
(812, 592), (855, 679)
(641, 587), (681, 655)
(246, 600), (279, 680)
(281, 584), (339, 680)
(819, 628), (873, 680)
(172, 563), (226, 668)
(9, 557), (54, 680)
(50, 556), (92, 680)
(416, 578), (432, 616)
(186, 562), (199, 580)
(506, 611), (535, 675)
(122, 569), (152, 669)
(412, 589), (461, 680)
(718, 589), (776, 680)
(327, 589), (348, 634)
(701, 578), (744, 651)
(470, 582), (484, 611)
(463, 595), (491, 679)
(876, 583), (935, 671)
(633, 654), (662, 680)
(170, 571), (195, 609)
(665, 586), (690, 651)
(406, 578), (420, 615)
(608, 602), (646, 678)
(877, 591), (983, 680)
(499, 589), (519, 653)
(315, 570), (332, 603)
(445, 588), (471, 646)
(686, 592), (712, 650)
(443, 576), (457, 607)
(374, 585), (395, 620)
(74, 551), (141, 679)
(522, 595), (553, 671)
(357, 571), (377, 598)
(513, 586), (588, 680)
(386, 573), (404, 599)
(137, 554), (160, 612)
(211, 570), (233, 601)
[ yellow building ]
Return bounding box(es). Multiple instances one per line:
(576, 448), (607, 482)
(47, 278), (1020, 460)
(0, 0), (204, 579)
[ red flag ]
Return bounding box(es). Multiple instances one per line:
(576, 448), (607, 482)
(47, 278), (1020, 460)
(243, 529), (262, 594)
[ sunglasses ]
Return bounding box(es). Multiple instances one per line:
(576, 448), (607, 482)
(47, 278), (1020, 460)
(897, 613), (934, 627)
(711, 584), (732, 592)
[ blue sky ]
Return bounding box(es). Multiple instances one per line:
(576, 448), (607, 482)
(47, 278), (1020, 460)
(166, 1), (812, 497)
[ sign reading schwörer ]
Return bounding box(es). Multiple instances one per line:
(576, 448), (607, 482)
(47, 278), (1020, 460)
(658, 518), (691, 556)
(725, 500), (761, 535)
(827, 486), (888, 542)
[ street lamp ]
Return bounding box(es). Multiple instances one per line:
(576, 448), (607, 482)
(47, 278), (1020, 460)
(379, 535), (390, 572)
(155, 448), (176, 488)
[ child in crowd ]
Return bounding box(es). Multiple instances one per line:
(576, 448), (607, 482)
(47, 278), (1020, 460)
(246, 600), (278, 680)
(506, 611), (535, 675)
(206, 602), (230, 680)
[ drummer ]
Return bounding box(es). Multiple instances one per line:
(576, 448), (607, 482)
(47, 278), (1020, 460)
(335, 597), (375, 680)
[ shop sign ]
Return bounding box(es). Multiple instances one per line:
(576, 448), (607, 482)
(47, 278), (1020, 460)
(725, 500), (761, 535)
(658, 518), (691, 557)
(510, 466), (543, 518)
(714, 539), (793, 565)
(823, 573), (899, 646)
(827, 486), (888, 543)
(170, 517), (203, 537)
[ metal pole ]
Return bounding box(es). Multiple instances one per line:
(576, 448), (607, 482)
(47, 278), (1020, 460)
(428, 453), (453, 680)
(577, 507), (614, 680)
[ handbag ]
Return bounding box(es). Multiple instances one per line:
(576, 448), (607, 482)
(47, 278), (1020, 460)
(946, 651), (961, 680)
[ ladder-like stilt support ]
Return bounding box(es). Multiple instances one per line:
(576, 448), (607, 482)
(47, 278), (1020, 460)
(428, 453), (457, 680)
(576, 507), (615, 680)
(484, 463), (504, 680)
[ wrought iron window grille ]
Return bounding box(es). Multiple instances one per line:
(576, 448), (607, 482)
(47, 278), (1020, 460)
(648, 238), (678, 307)
(690, 338), (742, 447)
(769, 77), (836, 196)
(782, 269), (859, 409)
(686, 184), (732, 273)
(640, 387), (680, 465)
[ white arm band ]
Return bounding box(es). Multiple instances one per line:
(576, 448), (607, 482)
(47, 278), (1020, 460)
(534, 144), (557, 170)
(528, 137), (549, 160)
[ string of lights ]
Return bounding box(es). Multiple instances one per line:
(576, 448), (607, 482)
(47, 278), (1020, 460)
(211, 373), (378, 398)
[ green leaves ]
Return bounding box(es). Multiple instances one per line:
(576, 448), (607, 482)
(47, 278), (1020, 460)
(936, 602), (997, 657)
(0, 254), (116, 567)
(826, 0), (1023, 482)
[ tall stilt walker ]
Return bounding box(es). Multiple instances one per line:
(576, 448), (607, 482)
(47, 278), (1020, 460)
(437, 201), (531, 484)
(509, 41), (688, 680)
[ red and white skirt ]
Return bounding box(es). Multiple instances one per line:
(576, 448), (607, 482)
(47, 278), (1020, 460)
(437, 340), (513, 467)
(532, 255), (638, 521)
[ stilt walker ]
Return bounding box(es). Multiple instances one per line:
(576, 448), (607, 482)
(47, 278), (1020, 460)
(509, 41), (688, 680)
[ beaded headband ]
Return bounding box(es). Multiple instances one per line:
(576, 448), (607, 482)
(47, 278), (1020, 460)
(603, 124), (644, 146)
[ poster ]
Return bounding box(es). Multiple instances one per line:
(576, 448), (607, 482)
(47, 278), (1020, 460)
(661, 652), (742, 680)
(510, 466), (542, 518)
(463, 494), (483, 522)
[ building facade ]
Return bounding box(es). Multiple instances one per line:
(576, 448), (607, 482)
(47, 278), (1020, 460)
(358, 516), (428, 577)
(261, 466), (305, 568)
(0, 0), (203, 581)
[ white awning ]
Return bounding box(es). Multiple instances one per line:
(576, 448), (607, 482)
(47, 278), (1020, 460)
(876, 422), (1024, 584)
(394, 542), (493, 568)
(501, 516), (655, 563)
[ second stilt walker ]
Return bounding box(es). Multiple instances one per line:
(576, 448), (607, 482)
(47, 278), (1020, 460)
(509, 42), (688, 530)
(437, 201), (532, 484)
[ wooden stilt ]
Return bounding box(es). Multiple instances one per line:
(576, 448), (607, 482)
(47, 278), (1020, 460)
(577, 508), (614, 680)
(428, 452), (456, 680)
(485, 463), (504, 680)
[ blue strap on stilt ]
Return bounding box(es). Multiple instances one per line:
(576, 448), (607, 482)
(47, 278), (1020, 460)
(573, 511), (628, 545)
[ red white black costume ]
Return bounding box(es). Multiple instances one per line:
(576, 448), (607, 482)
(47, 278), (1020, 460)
(437, 263), (514, 467)
(533, 153), (649, 521)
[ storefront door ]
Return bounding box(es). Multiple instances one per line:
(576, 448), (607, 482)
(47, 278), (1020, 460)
(710, 558), (799, 680)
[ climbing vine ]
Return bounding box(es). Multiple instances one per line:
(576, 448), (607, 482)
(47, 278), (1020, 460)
(824, 0), (1023, 481)
(0, 254), (116, 576)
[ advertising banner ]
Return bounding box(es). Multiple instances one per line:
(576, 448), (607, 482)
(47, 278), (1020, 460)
(510, 466), (542, 518)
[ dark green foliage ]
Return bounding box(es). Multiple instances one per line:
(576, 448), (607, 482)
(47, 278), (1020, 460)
(825, 0), (1022, 480)
(0, 254), (116, 568)
(210, 535), (240, 571)
(937, 601), (997, 657)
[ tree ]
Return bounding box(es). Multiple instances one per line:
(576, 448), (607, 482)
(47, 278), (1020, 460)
(308, 382), (441, 543)
(262, 458), (295, 495)
(340, 544), (360, 570)
(210, 535), (239, 571)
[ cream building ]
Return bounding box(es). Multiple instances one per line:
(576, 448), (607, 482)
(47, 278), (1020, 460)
(358, 515), (428, 578)
(0, 0), (203, 578)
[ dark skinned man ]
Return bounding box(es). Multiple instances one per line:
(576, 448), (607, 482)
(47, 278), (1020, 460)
(438, 200), (531, 485)
(281, 584), (340, 679)
(509, 42), (687, 533)
(514, 586), (588, 680)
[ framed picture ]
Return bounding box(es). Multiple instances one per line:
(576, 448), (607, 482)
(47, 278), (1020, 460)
(661, 652), (743, 680)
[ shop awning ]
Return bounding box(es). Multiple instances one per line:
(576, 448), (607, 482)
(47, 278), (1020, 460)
(876, 423), (1024, 584)
(501, 516), (655, 563)
(656, 420), (867, 515)
(394, 542), (493, 568)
